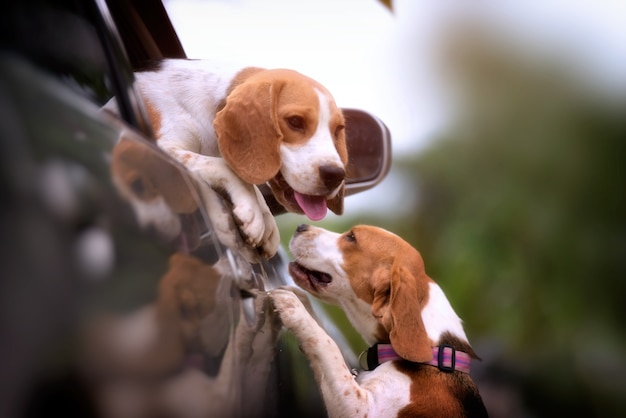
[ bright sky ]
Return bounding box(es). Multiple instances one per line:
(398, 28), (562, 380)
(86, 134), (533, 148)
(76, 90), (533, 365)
(164, 0), (626, 215)
(165, 0), (625, 155)
(164, 0), (446, 156)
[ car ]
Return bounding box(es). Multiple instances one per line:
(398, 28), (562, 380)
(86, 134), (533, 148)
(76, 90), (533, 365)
(0, 1), (391, 417)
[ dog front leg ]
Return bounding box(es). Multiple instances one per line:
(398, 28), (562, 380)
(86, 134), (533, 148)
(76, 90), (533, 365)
(270, 288), (371, 418)
(165, 148), (279, 259)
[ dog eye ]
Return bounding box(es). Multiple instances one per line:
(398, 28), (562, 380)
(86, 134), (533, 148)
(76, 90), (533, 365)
(286, 116), (305, 132)
(130, 177), (146, 196)
(344, 231), (356, 243)
(334, 124), (345, 140)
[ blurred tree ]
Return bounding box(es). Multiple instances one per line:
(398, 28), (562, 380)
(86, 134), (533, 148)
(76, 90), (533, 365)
(391, 24), (626, 417)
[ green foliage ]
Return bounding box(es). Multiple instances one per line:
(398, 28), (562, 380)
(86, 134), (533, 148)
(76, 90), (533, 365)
(398, 34), (626, 415)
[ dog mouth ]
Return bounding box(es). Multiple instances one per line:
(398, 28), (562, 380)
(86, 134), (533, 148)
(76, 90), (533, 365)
(288, 261), (332, 289)
(293, 192), (328, 221)
(269, 173), (329, 221)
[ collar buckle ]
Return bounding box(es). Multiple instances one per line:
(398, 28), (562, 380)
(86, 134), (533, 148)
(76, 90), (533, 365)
(358, 343), (381, 371)
(436, 344), (456, 373)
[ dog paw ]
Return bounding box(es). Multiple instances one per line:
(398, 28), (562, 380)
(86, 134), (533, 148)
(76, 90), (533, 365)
(279, 285), (316, 313)
(193, 181), (254, 259)
(255, 188), (280, 259)
(269, 288), (313, 331)
(232, 185), (279, 258)
(191, 167), (278, 261)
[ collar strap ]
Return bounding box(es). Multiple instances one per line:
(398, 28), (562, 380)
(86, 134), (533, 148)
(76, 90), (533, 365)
(359, 343), (471, 374)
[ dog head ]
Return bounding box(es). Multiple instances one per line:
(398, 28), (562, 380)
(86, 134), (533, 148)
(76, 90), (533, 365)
(288, 224), (474, 364)
(213, 69), (347, 221)
(110, 136), (201, 248)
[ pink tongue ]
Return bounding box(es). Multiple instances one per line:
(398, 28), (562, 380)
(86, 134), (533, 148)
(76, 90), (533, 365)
(294, 192), (328, 221)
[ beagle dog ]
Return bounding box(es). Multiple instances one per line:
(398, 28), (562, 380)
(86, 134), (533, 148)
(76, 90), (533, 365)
(271, 225), (488, 418)
(104, 59), (348, 258)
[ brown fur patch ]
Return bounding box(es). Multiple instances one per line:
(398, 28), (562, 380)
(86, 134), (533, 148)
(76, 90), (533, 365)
(216, 66), (265, 113)
(143, 97), (162, 138)
(396, 362), (486, 418)
(111, 137), (198, 214)
(227, 66), (265, 97)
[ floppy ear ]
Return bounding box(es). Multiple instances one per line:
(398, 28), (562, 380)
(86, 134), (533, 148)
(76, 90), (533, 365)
(111, 139), (198, 213)
(326, 184), (344, 215)
(326, 125), (347, 215)
(371, 264), (433, 363)
(213, 80), (283, 185)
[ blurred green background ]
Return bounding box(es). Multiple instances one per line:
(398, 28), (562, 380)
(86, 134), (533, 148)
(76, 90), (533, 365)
(278, 15), (626, 418)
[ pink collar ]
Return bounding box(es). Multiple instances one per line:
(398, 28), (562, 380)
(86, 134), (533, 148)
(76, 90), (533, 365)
(359, 343), (472, 374)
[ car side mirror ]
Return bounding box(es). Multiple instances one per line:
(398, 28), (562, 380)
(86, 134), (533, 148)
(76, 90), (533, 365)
(342, 108), (392, 195)
(262, 108), (392, 215)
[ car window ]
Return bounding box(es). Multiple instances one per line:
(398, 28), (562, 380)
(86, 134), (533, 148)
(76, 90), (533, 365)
(1, 2), (111, 102)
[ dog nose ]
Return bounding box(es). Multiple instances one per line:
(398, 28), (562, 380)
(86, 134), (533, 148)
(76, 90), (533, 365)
(296, 224), (309, 234)
(319, 165), (345, 191)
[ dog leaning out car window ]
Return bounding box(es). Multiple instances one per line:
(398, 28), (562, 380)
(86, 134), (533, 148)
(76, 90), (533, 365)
(101, 59), (350, 261)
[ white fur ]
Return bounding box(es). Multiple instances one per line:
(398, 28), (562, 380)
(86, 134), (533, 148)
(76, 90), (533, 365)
(422, 282), (469, 343)
(135, 60), (241, 156)
(280, 89), (345, 196)
(292, 228), (345, 283)
(271, 288), (411, 418)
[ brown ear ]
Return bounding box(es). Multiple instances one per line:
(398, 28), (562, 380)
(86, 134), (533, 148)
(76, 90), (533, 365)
(326, 184), (345, 215)
(372, 264), (433, 363)
(327, 124), (347, 215)
(371, 267), (391, 324)
(213, 80), (283, 185)
(157, 253), (220, 322)
(112, 139), (198, 213)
